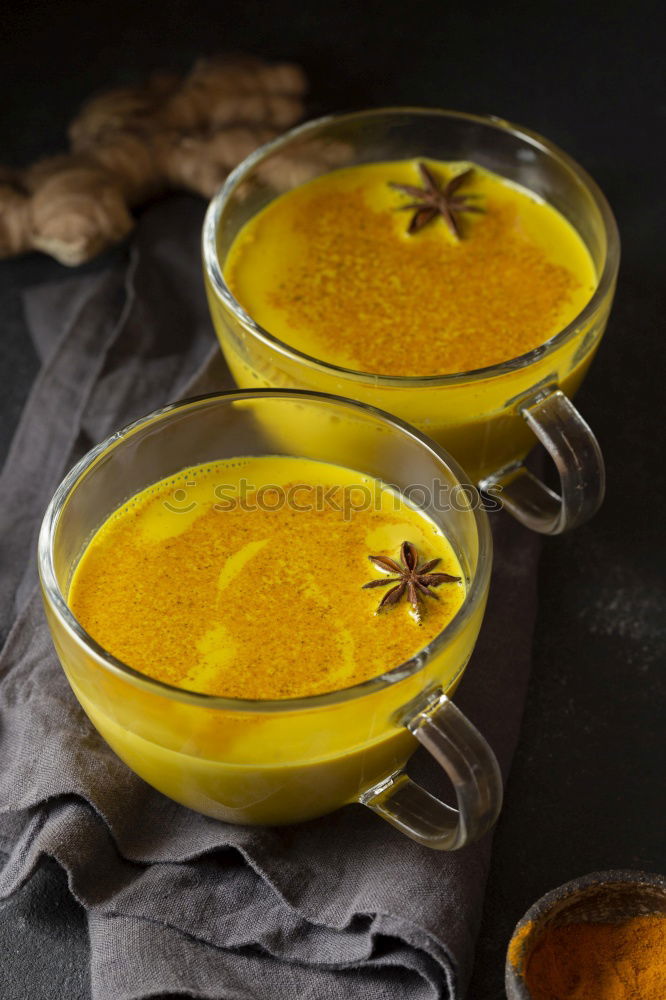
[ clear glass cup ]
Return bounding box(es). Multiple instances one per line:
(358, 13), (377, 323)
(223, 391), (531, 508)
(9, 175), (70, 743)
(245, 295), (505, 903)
(203, 108), (620, 534)
(38, 390), (499, 850)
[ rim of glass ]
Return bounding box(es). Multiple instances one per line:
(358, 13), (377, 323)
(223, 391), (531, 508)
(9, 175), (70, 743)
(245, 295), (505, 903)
(203, 106), (620, 387)
(38, 388), (492, 713)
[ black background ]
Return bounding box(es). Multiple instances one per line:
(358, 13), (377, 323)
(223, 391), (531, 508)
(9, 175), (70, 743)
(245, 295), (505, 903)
(1, 2), (665, 998)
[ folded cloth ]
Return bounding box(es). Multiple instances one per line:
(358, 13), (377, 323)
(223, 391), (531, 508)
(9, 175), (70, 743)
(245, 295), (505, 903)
(0, 195), (541, 1000)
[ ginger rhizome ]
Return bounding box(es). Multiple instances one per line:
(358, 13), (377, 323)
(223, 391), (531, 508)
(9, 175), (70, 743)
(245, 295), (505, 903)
(0, 57), (308, 266)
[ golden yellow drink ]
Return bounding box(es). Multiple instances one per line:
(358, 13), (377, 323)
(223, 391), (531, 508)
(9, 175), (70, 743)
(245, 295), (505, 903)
(224, 160), (595, 377)
(64, 455), (474, 823)
(207, 156), (608, 483)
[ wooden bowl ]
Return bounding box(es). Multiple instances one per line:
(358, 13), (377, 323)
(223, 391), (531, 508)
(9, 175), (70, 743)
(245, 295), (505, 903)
(505, 869), (666, 999)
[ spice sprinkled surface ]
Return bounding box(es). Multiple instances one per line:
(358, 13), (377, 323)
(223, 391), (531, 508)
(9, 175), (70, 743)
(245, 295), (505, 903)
(224, 159), (597, 377)
(68, 456), (465, 699)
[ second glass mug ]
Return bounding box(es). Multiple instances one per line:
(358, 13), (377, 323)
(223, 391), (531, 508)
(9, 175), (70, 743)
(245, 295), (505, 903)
(39, 391), (499, 850)
(203, 108), (620, 534)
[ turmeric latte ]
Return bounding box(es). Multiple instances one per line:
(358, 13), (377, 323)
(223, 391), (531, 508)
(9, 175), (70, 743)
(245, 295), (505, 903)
(224, 160), (596, 376)
(68, 456), (465, 699)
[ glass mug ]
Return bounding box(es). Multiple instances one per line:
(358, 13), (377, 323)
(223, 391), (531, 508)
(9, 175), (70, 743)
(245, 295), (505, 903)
(203, 109), (620, 534)
(38, 390), (499, 850)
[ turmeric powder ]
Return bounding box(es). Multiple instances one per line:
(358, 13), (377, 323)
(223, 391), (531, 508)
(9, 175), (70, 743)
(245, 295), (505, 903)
(67, 456), (465, 699)
(224, 159), (597, 377)
(523, 915), (666, 1000)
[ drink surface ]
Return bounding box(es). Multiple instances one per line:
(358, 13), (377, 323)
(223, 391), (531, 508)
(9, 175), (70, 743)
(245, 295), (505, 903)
(224, 159), (596, 377)
(68, 456), (465, 700)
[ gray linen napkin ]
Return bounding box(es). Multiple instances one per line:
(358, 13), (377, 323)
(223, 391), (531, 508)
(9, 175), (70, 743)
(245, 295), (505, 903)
(0, 195), (540, 1000)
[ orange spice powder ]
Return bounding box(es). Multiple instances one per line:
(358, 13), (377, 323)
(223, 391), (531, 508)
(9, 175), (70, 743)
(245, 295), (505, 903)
(225, 161), (596, 377)
(521, 916), (666, 1000)
(68, 459), (465, 699)
(508, 920), (534, 971)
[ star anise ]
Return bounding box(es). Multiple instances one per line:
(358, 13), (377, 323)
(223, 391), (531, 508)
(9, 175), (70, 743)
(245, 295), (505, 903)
(362, 540), (461, 623)
(389, 163), (483, 238)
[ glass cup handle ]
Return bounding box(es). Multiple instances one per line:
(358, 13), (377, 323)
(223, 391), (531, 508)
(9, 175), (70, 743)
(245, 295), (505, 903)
(480, 387), (605, 534)
(359, 691), (503, 850)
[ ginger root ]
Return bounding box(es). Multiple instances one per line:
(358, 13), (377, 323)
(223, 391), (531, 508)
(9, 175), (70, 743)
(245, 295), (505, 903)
(0, 56), (308, 266)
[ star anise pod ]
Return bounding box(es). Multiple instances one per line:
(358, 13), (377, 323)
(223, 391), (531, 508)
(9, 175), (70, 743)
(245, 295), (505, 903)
(362, 540), (461, 623)
(389, 163), (483, 238)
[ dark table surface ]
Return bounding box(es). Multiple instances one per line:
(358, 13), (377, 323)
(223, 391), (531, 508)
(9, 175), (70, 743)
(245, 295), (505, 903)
(1, 2), (665, 997)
